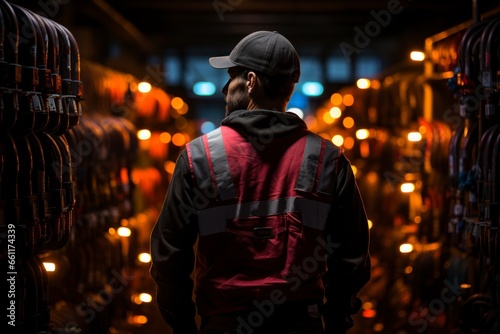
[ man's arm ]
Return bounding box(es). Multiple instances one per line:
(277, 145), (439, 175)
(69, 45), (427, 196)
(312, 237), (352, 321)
(150, 151), (199, 334)
(322, 154), (371, 334)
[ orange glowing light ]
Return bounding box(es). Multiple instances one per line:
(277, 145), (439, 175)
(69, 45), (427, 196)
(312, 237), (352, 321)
(164, 161), (176, 174)
(362, 309), (376, 318)
(160, 132), (171, 143)
(171, 97), (184, 110)
(343, 94), (354, 106)
(343, 117), (355, 128)
(172, 133), (186, 147)
(330, 93), (343, 105)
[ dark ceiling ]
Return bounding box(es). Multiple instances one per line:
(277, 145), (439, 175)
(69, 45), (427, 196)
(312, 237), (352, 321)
(8, 0), (500, 81)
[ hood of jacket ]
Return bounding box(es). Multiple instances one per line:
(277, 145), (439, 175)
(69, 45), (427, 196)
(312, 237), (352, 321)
(220, 109), (308, 149)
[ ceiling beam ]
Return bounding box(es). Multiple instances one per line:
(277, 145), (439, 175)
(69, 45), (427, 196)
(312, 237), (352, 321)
(114, 0), (470, 13)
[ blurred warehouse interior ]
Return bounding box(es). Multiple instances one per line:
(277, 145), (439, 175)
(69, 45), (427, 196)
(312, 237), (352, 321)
(2, 0), (500, 333)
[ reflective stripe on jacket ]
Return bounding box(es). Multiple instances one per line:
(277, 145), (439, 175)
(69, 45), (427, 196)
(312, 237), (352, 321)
(186, 125), (342, 316)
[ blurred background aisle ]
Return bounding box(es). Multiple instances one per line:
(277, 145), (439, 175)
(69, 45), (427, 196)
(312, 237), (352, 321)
(2, 1), (500, 333)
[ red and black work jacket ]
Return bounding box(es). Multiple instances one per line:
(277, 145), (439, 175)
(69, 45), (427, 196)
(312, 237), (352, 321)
(150, 110), (371, 334)
(186, 118), (341, 316)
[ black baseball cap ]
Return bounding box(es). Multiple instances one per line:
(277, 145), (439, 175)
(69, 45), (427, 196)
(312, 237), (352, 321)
(209, 31), (300, 83)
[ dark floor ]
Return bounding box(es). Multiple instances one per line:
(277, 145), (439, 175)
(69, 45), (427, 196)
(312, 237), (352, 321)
(106, 254), (445, 334)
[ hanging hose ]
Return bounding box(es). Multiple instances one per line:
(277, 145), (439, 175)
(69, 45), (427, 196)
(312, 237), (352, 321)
(458, 20), (490, 119)
(9, 4), (40, 134)
(0, 1), (21, 131)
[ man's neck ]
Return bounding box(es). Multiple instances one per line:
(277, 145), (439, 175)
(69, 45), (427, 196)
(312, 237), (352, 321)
(247, 100), (286, 112)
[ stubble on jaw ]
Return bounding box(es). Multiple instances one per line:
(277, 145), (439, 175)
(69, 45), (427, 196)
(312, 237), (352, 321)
(225, 80), (250, 116)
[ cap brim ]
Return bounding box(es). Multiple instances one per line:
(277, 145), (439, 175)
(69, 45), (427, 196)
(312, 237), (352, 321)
(209, 56), (237, 69)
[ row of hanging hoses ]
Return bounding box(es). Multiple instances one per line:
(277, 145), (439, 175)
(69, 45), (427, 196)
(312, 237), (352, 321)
(1, 1), (82, 332)
(0, 1), (140, 333)
(446, 14), (500, 334)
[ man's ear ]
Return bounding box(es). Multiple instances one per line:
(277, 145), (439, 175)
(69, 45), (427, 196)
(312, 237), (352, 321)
(247, 71), (258, 93)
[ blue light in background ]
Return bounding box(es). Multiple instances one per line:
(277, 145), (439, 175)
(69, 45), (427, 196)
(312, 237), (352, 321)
(301, 82), (324, 96)
(164, 54), (181, 85)
(201, 121), (216, 134)
(193, 82), (216, 96)
(288, 91), (307, 110)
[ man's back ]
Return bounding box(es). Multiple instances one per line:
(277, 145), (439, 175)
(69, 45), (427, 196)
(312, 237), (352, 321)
(150, 30), (370, 334)
(189, 110), (340, 319)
